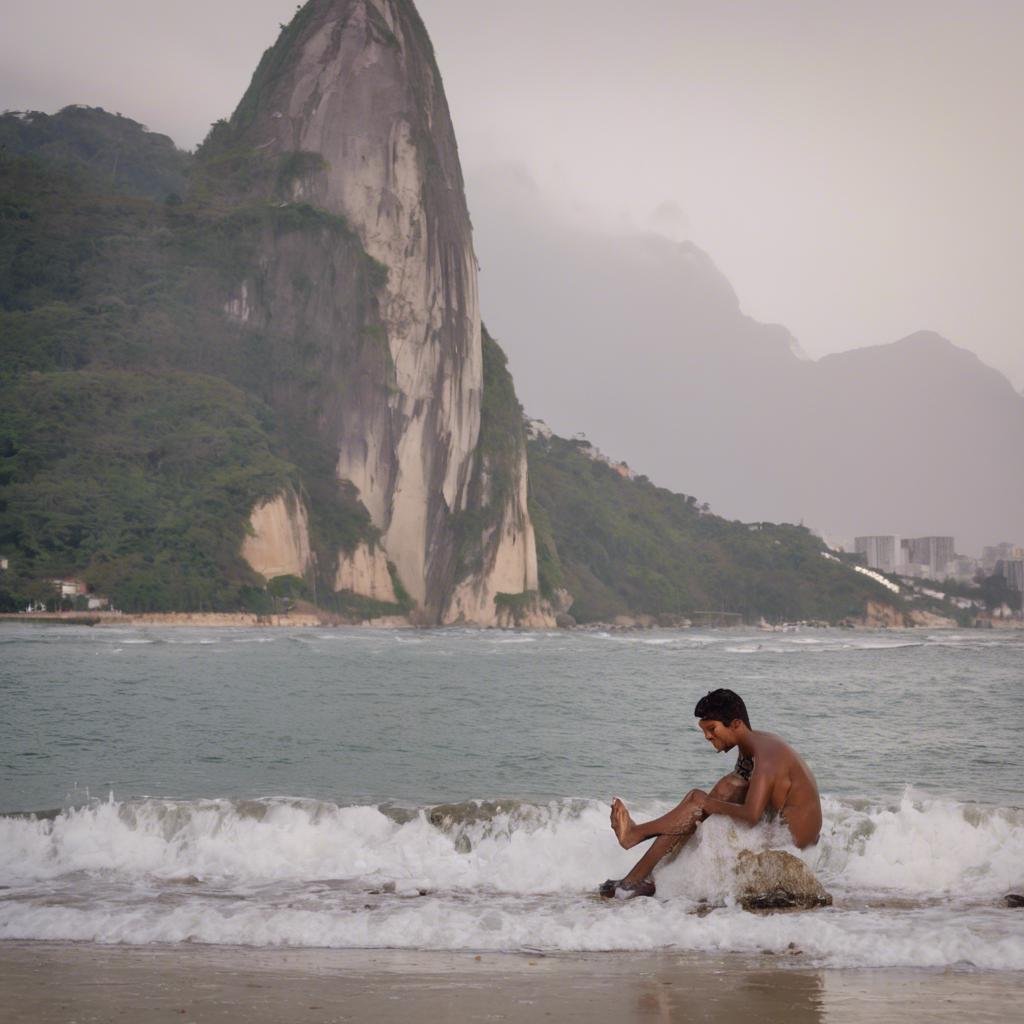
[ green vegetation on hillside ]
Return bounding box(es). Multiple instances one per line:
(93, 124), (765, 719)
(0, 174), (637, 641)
(450, 328), (526, 580)
(0, 106), (188, 200)
(0, 107), (383, 613)
(528, 434), (890, 624)
(0, 371), (291, 612)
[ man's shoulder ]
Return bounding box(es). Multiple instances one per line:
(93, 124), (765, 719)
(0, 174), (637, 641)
(750, 730), (798, 764)
(751, 729), (790, 747)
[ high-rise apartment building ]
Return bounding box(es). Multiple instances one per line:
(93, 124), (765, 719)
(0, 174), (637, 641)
(996, 559), (1024, 594)
(947, 556), (980, 582)
(983, 542), (1022, 573)
(902, 537), (955, 578)
(854, 536), (901, 572)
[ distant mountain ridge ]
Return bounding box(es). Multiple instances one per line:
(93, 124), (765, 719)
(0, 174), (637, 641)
(470, 167), (1024, 554)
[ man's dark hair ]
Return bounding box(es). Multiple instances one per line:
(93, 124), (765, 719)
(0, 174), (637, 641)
(694, 689), (750, 728)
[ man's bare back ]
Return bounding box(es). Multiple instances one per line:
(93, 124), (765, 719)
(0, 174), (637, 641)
(601, 688), (821, 899)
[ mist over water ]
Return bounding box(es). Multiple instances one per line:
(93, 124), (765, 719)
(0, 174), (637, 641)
(2, 625), (1022, 966)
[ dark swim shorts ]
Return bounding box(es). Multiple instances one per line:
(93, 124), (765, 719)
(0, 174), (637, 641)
(734, 752), (754, 781)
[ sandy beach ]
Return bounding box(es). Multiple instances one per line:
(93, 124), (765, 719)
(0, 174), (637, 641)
(2, 941), (1021, 1024)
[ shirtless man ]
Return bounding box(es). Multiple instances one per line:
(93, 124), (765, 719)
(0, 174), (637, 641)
(600, 688), (821, 898)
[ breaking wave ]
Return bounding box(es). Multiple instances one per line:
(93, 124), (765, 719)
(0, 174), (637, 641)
(2, 790), (1023, 967)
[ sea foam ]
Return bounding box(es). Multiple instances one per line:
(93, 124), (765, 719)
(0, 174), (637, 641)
(2, 791), (1023, 965)
(4, 791), (1022, 894)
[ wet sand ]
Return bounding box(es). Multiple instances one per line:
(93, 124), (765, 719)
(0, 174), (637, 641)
(2, 941), (1021, 1024)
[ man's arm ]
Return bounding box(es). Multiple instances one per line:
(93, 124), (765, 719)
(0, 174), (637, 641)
(699, 764), (771, 825)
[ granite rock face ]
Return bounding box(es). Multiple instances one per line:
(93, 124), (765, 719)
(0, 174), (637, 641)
(217, 0), (550, 624)
(734, 849), (833, 911)
(242, 490), (314, 581)
(335, 541), (397, 603)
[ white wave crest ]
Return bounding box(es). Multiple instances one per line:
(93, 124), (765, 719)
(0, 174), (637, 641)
(809, 792), (1024, 897)
(3, 792), (1023, 897)
(2, 792), (1023, 965)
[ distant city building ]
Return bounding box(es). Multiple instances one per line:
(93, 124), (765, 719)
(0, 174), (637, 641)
(894, 562), (931, 579)
(901, 537), (955, 578)
(947, 556), (980, 582)
(983, 542), (1023, 573)
(996, 559), (1024, 594)
(854, 536), (901, 572)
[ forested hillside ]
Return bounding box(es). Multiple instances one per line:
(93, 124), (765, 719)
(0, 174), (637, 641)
(0, 107), (379, 613)
(527, 433), (886, 624)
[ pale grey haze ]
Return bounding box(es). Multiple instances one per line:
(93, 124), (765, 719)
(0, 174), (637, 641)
(2, 0), (1022, 551)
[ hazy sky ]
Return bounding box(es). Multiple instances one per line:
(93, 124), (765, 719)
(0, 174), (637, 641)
(2, 0), (1022, 391)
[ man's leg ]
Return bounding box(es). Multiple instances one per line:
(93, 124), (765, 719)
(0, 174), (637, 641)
(619, 830), (694, 888)
(603, 774), (748, 896)
(610, 791), (705, 850)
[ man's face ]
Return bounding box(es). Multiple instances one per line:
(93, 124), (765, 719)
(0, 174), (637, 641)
(698, 718), (740, 752)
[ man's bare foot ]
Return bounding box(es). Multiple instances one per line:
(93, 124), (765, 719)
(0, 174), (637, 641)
(598, 877), (656, 899)
(610, 797), (640, 849)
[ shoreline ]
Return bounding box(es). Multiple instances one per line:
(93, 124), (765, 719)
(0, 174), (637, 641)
(0, 610), (408, 629)
(2, 941), (1021, 1024)
(2, 611), (1020, 631)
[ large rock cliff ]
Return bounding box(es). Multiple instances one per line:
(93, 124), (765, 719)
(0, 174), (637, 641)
(206, 0), (549, 624)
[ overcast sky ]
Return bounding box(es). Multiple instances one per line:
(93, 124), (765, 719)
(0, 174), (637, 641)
(2, 0), (1022, 391)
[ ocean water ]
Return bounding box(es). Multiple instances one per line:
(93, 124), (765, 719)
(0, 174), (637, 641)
(1, 624), (1022, 968)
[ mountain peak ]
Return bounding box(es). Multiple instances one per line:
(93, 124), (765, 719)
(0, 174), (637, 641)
(891, 330), (956, 350)
(197, 0), (541, 623)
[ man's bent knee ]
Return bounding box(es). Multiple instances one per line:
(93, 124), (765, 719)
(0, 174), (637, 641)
(708, 775), (748, 805)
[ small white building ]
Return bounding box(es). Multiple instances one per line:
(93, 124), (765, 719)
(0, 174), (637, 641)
(50, 578), (87, 598)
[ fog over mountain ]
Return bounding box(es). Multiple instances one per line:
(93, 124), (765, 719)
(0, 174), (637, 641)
(470, 165), (1024, 555)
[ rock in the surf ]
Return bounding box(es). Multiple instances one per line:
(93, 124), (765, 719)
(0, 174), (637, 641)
(1005, 894), (1024, 908)
(735, 850), (832, 911)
